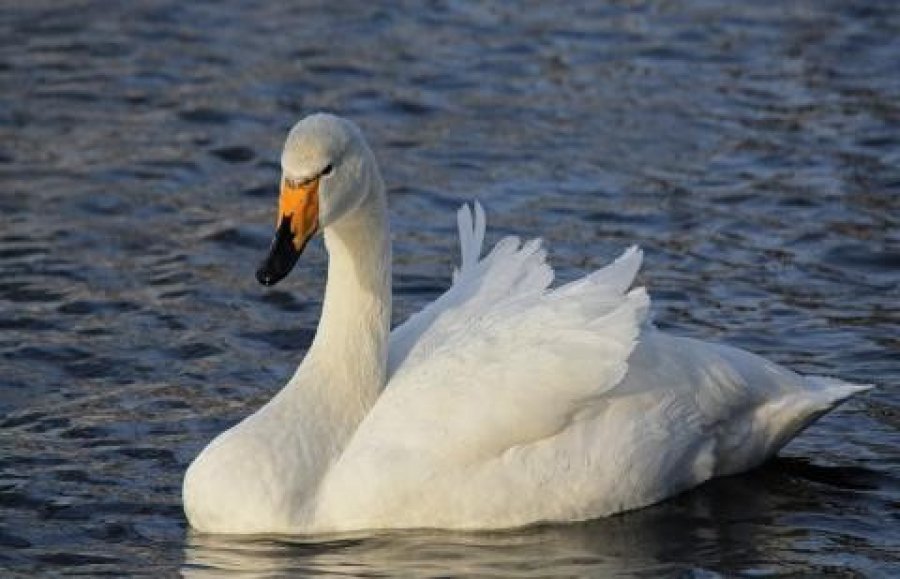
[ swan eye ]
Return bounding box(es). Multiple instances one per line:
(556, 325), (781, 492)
(321, 164), (333, 176)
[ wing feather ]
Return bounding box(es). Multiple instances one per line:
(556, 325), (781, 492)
(356, 204), (649, 464)
(387, 202), (553, 377)
(317, 230), (650, 527)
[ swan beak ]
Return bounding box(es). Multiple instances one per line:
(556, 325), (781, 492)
(256, 177), (320, 286)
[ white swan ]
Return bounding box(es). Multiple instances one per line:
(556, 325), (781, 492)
(183, 113), (870, 534)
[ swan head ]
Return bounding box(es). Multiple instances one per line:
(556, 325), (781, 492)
(256, 113), (378, 286)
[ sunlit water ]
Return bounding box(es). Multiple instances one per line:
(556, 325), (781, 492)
(1, 1), (898, 576)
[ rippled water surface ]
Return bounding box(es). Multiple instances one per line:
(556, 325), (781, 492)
(2, 1), (898, 576)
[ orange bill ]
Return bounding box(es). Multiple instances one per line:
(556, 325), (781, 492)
(278, 177), (320, 250)
(256, 177), (320, 286)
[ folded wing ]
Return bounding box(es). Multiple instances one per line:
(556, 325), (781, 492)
(316, 207), (649, 527)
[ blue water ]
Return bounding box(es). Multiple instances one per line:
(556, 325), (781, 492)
(1, 1), (898, 575)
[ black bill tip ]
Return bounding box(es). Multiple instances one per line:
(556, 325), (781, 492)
(256, 217), (301, 286)
(256, 267), (286, 287)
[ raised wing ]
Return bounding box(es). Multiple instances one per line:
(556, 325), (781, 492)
(378, 250), (647, 459)
(387, 202), (554, 377)
(316, 223), (649, 528)
(339, 203), (649, 463)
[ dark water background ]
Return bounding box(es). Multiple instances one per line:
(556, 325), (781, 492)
(2, 0), (898, 576)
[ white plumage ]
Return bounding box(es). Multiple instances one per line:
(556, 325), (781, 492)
(183, 113), (870, 534)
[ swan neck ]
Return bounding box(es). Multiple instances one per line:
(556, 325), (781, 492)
(305, 190), (391, 417)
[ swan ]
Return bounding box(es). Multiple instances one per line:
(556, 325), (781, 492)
(183, 113), (871, 534)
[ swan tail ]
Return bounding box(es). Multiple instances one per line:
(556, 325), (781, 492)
(713, 374), (871, 477)
(802, 375), (873, 409)
(784, 376), (872, 441)
(766, 376), (871, 462)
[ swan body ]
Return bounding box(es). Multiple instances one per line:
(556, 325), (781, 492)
(183, 113), (870, 534)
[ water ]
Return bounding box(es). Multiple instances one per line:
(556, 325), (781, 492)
(1, 0), (898, 575)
